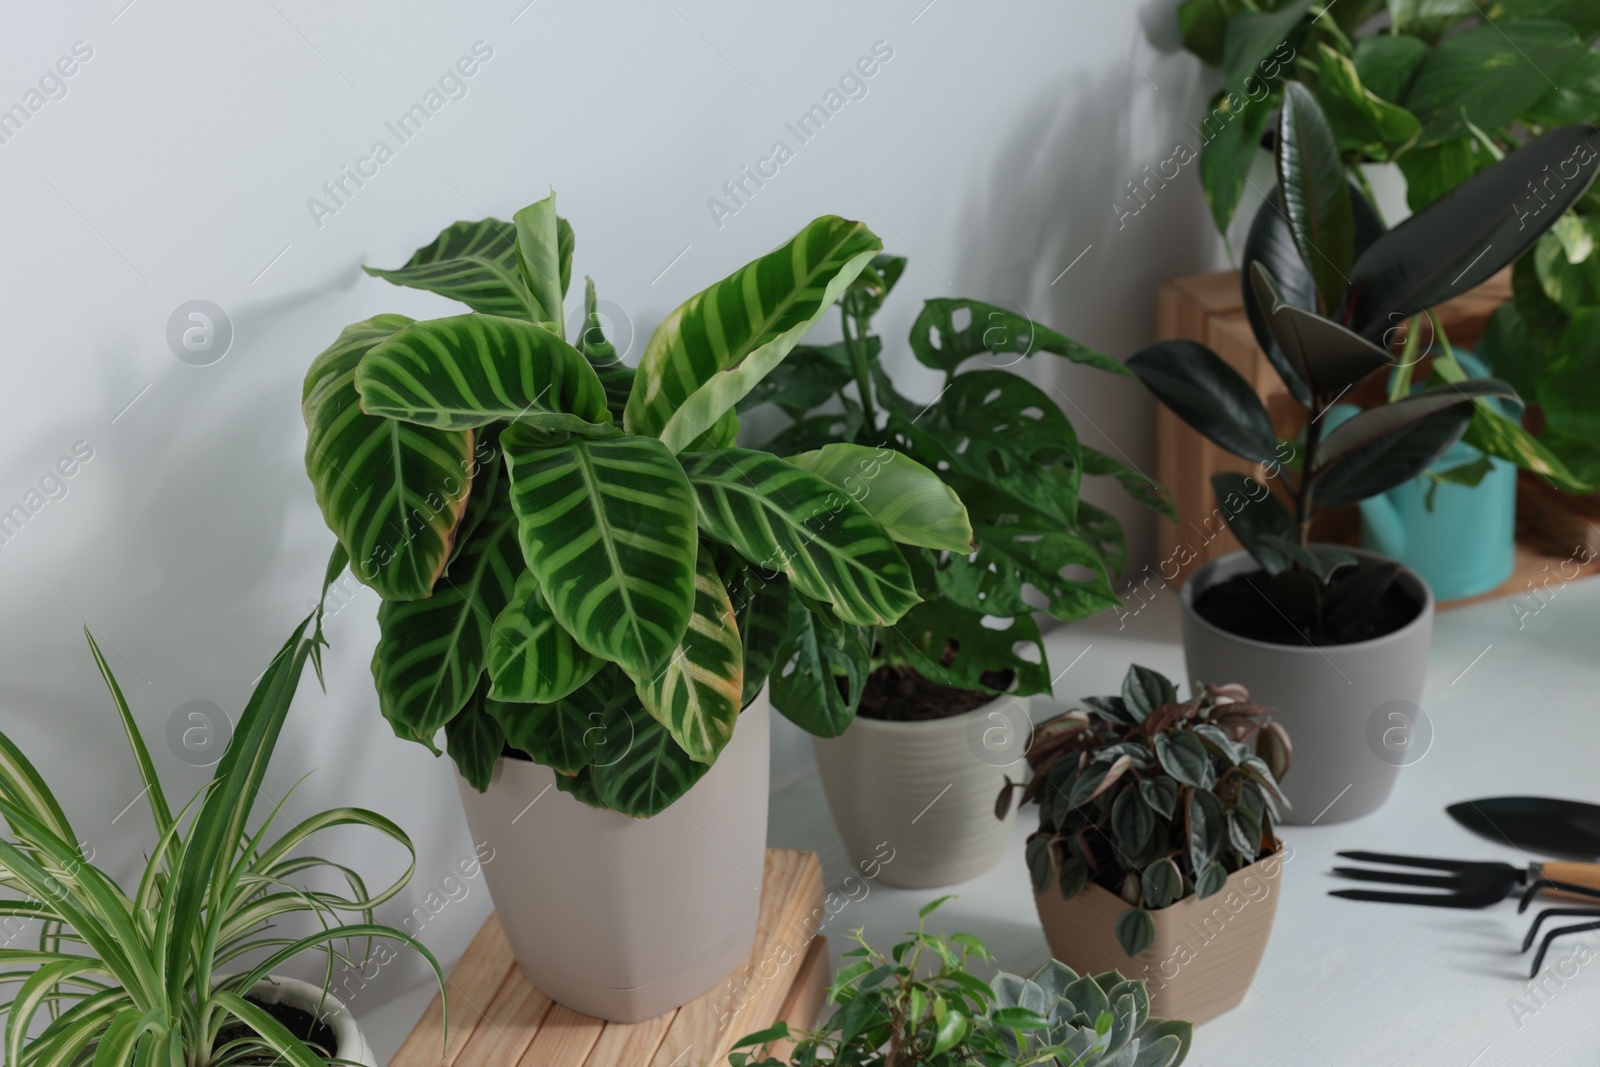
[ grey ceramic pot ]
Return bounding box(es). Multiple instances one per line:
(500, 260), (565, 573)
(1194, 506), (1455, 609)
(1180, 549), (1434, 825)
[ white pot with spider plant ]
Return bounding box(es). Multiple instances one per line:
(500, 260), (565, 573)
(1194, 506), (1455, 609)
(736, 256), (1177, 887)
(1129, 86), (1600, 823)
(0, 617), (443, 1067)
(301, 196), (978, 1020)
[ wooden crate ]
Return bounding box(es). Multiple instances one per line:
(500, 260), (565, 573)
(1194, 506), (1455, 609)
(1152, 268), (1534, 602)
(391, 850), (830, 1067)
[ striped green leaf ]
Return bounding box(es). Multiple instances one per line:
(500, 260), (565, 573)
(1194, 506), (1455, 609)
(491, 664), (639, 775)
(303, 315), (475, 601)
(513, 193), (566, 335)
(444, 677), (507, 792)
(680, 448), (918, 626)
(623, 215), (882, 453)
(719, 558), (790, 706)
(631, 551), (743, 764)
(372, 489), (521, 744)
(503, 426), (698, 675)
(789, 443), (974, 553)
(355, 313), (610, 431)
(487, 569), (603, 703)
(769, 595), (870, 738)
(583, 669), (710, 817)
(578, 277), (635, 421)
(364, 218), (541, 319)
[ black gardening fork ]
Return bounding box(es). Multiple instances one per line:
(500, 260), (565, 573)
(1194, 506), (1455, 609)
(1331, 850), (1600, 975)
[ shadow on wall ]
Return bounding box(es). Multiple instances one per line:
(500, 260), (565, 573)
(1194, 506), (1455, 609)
(949, 42), (1223, 580)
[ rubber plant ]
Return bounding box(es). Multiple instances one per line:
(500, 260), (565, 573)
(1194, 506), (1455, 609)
(737, 255), (1175, 731)
(998, 665), (1289, 957)
(1177, 0), (1600, 235)
(1127, 85), (1600, 637)
(730, 897), (1191, 1066)
(0, 617), (444, 1066)
(301, 193), (973, 817)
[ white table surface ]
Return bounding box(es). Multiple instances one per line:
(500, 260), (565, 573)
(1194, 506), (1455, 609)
(366, 571), (1600, 1066)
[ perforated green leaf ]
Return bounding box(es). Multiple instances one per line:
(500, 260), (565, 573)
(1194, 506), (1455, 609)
(624, 215), (882, 453)
(364, 218), (540, 319)
(769, 595), (870, 738)
(680, 448), (917, 626)
(302, 314), (475, 601)
(631, 551), (743, 764)
(355, 313), (609, 431)
(487, 569), (604, 703)
(503, 426), (697, 676)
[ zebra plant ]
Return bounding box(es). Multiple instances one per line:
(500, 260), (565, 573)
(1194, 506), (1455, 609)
(302, 193), (973, 817)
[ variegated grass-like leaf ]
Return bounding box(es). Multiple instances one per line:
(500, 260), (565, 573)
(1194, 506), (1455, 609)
(302, 314), (476, 601)
(623, 215), (882, 453)
(631, 551), (743, 764)
(363, 218), (539, 319)
(372, 494), (521, 745)
(355, 313), (610, 431)
(487, 569), (603, 703)
(680, 448), (918, 626)
(503, 426), (698, 676)
(788, 442), (974, 553)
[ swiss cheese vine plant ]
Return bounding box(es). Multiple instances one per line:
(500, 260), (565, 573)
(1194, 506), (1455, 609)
(738, 256), (1175, 724)
(302, 194), (973, 817)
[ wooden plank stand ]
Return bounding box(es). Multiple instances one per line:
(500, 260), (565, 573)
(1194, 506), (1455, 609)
(392, 850), (830, 1067)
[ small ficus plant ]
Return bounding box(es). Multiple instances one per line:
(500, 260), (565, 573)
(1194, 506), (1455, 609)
(998, 665), (1290, 957)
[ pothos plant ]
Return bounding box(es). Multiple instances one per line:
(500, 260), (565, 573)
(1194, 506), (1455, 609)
(1128, 85), (1600, 639)
(302, 193), (973, 817)
(739, 256), (1175, 725)
(0, 617), (444, 1067)
(997, 665), (1290, 958)
(730, 897), (1191, 1067)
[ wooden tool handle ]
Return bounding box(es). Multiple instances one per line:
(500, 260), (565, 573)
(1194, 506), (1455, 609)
(1540, 862), (1600, 902)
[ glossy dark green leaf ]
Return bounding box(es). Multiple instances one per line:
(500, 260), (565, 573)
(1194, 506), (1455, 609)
(1277, 83), (1354, 315)
(1526, 48), (1600, 126)
(1211, 472), (1296, 576)
(1313, 406), (1484, 510)
(1536, 308), (1600, 455)
(1155, 731), (1214, 790)
(1026, 836), (1054, 895)
(1351, 34), (1430, 105)
(1113, 907), (1156, 957)
(1396, 140), (1485, 212)
(1222, 0), (1316, 90)
(1127, 341), (1279, 464)
(1121, 665), (1177, 722)
(1140, 777), (1179, 821)
(1406, 20), (1586, 143)
(1190, 789), (1226, 872)
(1316, 45), (1421, 158)
(908, 299), (1129, 378)
(1140, 857), (1184, 909)
(1111, 789), (1155, 855)
(1344, 124), (1600, 336)
(444, 677), (507, 792)
(1318, 379), (1517, 469)
(1249, 262), (1392, 397)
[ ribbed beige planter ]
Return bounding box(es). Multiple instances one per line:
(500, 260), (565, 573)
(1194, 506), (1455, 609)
(456, 692), (771, 1023)
(243, 976), (376, 1067)
(1035, 849), (1285, 1025)
(1180, 549), (1434, 825)
(813, 693), (1029, 888)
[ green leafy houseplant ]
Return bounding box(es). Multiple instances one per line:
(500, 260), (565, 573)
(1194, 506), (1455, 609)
(1178, 0), (1600, 235)
(739, 256), (1174, 724)
(1128, 84), (1600, 641)
(0, 617), (443, 1067)
(301, 193), (973, 817)
(730, 898), (1191, 1067)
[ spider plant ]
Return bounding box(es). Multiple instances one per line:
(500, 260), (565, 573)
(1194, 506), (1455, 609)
(0, 616), (444, 1066)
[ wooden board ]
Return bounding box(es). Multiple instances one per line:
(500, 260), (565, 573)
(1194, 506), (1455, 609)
(391, 850), (829, 1067)
(1153, 268), (1527, 590)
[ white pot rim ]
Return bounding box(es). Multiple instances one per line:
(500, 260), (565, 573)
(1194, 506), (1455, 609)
(231, 975), (375, 1067)
(1180, 547), (1434, 655)
(844, 688), (1028, 734)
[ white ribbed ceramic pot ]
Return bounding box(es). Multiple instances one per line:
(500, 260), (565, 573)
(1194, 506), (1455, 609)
(455, 692), (770, 1022)
(244, 976), (376, 1067)
(813, 693), (1029, 888)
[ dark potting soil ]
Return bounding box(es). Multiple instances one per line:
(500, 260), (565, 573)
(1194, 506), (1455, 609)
(855, 665), (1015, 722)
(1194, 568), (1421, 646)
(214, 996), (337, 1062)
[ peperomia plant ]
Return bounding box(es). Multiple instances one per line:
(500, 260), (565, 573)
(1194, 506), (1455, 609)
(0, 617), (444, 1067)
(302, 193), (973, 817)
(1128, 85), (1600, 640)
(740, 256), (1174, 726)
(730, 897), (1191, 1067)
(998, 665), (1289, 958)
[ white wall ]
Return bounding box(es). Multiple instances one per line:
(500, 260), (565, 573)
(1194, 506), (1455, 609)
(0, 0), (1228, 1056)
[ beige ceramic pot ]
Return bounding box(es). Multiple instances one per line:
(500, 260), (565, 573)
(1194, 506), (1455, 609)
(243, 976), (376, 1067)
(455, 691), (771, 1023)
(1034, 848), (1285, 1025)
(813, 692), (1029, 888)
